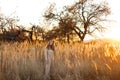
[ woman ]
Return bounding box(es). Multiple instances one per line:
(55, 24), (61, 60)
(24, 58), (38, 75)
(44, 40), (55, 80)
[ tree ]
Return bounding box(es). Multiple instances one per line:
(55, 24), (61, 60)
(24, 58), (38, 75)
(44, 27), (58, 40)
(44, 4), (76, 43)
(44, 0), (111, 41)
(0, 15), (20, 41)
(0, 16), (19, 34)
(35, 25), (46, 41)
(29, 25), (46, 41)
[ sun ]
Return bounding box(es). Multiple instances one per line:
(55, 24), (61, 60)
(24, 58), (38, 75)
(105, 25), (120, 40)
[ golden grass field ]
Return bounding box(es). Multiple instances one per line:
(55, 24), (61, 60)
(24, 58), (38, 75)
(0, 39), (120, 80)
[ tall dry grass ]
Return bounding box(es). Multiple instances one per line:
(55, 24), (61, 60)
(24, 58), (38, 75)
(0, 39), (120, 80)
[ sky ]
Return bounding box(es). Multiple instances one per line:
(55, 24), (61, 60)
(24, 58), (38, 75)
(0, 0), (75, 25)
(0, 0), (120, 39)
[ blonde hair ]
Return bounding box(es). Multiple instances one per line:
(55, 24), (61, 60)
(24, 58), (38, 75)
(46, 40), (55, 51)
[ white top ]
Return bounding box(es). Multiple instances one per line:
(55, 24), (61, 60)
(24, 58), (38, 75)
(44, 48), (54, 62)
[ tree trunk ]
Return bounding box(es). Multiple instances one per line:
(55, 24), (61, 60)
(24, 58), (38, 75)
(42, 33), (45, 41)
(67, 34), (70, 43)
(77, 33), (84, 42)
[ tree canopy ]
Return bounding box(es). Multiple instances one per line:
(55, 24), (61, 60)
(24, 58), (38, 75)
(44, 0), (111, 41)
